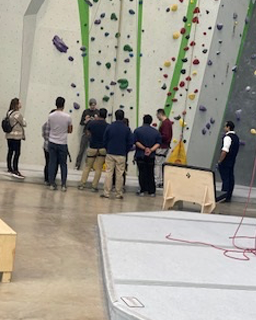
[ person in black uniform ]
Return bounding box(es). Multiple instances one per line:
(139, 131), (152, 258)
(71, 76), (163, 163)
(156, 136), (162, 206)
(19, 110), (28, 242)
(218, 121), (239, 202)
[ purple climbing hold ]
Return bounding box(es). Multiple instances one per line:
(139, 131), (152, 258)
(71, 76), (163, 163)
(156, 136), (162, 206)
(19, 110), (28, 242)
(73, 102), (80, 110)
(206, 123), (211, 130)
(94, 19), (101, 25)
(68, 56), (74, 61)
(80, 46), (86, 52)
(71, 83), (76, 88)
(233, 13), (238, 20)
(202, 128), (207, 135)
(210, 118), (215, 124)
(77, 93), (80, 97)
(124, 58), (130, 63)
(217, 23), (223, 30)
(52, 35), (69, 53)
(81, 52), (87, 57)
(100, 13), (106, 18)
(110, 81), (117, 85)
(129, 9), (135, 15)
(199, 105), (207, 112)
(127, 88), (133, 93)
(207, 60), (213, 66)
(239, 140), (246, 146)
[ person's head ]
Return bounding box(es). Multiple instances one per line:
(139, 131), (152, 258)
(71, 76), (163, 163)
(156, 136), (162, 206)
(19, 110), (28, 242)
(56, 97), (65, 109)
(89, 98), (97, 110)
(143, 114), (153, 125)
(115, 109), (125, 121)
(156, 108), (166, 121)
(9, 98), (21, 111)
(224, 121), (235, 132)
(99, 108), (107, 119)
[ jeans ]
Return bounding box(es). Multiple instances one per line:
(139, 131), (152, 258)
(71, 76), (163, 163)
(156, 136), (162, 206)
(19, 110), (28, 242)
(75, 133), (89, 169)
(218, 163), (235, 201)
(44, 149), (58, 183)
(48, 142), (68, 187)
(80, 147), (106, 188)
(137, 156), (156, 194)
(7, 139), (21, 172)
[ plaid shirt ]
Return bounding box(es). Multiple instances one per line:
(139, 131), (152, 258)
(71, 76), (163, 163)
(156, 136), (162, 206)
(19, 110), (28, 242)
(42, 121), (50, 151)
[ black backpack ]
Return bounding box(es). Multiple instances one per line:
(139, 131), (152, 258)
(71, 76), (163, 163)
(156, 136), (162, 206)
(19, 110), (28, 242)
(2, 110), (15, 133)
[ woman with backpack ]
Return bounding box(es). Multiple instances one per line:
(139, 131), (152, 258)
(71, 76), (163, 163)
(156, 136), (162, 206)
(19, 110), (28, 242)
(5, 98), (26, 178)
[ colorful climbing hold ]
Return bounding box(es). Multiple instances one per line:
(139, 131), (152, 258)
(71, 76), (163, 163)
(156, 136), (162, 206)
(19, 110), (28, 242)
(164, 61), (171, 67)
(188, 93), (196, 100)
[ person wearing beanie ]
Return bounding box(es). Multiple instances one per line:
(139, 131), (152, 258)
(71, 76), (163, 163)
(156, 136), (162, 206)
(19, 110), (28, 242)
(75, 98), (99, 170)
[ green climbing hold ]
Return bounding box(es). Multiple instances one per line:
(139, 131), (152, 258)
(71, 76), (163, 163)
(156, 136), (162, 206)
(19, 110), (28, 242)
(105, 62), (111, 69)
(111, 13), (118, 21)
(115, 32), (121, 38)
(103, 95), (110, 102)
(124, 44), (133, 52)
(93, 0), (99, 2)
(117, 79), (129, 90)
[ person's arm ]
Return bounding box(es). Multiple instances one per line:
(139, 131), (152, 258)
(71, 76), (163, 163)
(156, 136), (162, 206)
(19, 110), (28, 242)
(80, 110), (87, 126)
(103, 126), (109, 148)
(218, 136), (231, 163)
(135, 141), (146, 151)
(68, 117), (73, 134)
(16, 113), (27, 127)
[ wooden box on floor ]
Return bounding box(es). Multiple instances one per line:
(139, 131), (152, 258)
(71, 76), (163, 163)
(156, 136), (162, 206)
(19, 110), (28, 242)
(0, 219), (17, 282)
(163, 164), (216, 213)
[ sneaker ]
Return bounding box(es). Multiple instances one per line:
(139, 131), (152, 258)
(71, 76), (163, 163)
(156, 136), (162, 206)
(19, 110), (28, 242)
(136, 191), (145, 197)
(61, 186), (67, 192)
(100, 194), (109, 199)
(91, 187), (99, 192)
(44, 181), (50, 186)
(74, 166), (80, 170)
(49, 184), (57, 191)
(78, 183), (86, 190)
(12, 171), (25, 179)
(149, 193), (156, 197)
(116, 195), (124, 200)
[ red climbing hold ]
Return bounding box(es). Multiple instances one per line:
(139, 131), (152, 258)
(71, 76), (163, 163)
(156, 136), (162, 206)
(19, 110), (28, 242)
(172, 57), (176, 62)
(163, 74), (168, 78)
(193, 7), (200, 14)
(194, 89), (199, 93)
(172, 98), (178, 102)
(184, 47), (189, 51)
(203, 32), (207, 35)
(152, 123), (157, 127)
(180, 81), (185, 87)
(167, 92), (172, 96)
(186, 76), (192, 81)
(192, 17), (199, 24)
(173, 87), (179, 91)
(180, 28), (186, 34)
(179, 0), (184, 3)
(182, 110), (187, 115)
(193, 59), (200, 65)
(190, 41), (196, 46)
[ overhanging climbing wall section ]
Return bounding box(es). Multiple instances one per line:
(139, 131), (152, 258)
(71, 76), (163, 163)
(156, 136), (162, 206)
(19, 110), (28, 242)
(187, 0), (252, 168)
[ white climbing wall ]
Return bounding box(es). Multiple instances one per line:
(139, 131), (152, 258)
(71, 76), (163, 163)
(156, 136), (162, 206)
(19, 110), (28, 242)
(0, 0), (253, 181)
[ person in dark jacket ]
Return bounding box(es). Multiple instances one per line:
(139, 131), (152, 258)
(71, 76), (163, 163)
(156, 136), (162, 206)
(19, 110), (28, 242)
(218, 121), (239, 202)
(100, 110), (133, 199)
(75, 98), (99, 169)
(134, 115), (162, 197)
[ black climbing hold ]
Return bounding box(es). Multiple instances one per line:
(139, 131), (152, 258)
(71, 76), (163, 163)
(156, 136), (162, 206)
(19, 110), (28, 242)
(96, 61), (102, 66)
(183, 16), (187, 22)
(180, 69), (186, 74)
(129, 9), (135, 15)
(111, 13), (118, 21)
(182, 58), (188, 63)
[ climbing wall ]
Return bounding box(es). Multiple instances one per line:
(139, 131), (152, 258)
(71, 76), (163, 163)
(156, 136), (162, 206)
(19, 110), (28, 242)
(0, 0), (254, 183)
(212, 3), (256, 187)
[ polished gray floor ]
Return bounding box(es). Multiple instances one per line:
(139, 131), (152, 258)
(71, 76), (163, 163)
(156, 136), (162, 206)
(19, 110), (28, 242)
(0, 180), (255, 320)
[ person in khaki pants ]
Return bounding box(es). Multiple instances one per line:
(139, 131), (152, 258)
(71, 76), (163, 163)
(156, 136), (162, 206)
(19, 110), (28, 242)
(100, 110), (133, 199)
(78, 108), (108, 192)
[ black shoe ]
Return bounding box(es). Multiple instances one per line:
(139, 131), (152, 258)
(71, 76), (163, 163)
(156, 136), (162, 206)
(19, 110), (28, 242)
(100, 194), (109, 199)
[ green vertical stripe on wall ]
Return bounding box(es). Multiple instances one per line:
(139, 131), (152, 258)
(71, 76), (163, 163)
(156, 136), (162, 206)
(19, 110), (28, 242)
(164, 0), (198, 118)
(78, 0), (89, 109)
(210, 0), (254, 168)
(136, 1), (143, 127)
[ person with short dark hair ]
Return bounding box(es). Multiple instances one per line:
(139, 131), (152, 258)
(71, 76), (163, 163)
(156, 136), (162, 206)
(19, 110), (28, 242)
(48, 97), (73, 191)
(218, 120), (239, 202)
(5, 98), (26, 178)
(134, 114), (162, 197)
(155, 108), (173, 188)
(75, 98), (99, 170)
(78, 108), (109, 191)
(100, 110), (133, 199)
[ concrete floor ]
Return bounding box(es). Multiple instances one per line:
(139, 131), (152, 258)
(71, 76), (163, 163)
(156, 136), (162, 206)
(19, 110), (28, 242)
(0, 180), (255, 320)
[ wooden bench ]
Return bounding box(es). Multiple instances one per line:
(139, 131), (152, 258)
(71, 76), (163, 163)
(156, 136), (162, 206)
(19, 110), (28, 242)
(162, 164), (222, 214)
(0, 219), (17, 282)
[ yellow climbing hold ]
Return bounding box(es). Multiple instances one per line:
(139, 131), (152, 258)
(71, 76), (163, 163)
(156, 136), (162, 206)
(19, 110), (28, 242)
(192, 70), (198, 76)
(171, 4), (178, 11)
(187, 23), (191, 27)
(254, 70), (256, 75)
(173, 32), (180, 39)
(164, 61), (171, 67)
(251, 129), (256, 135)
(188, 93), (196, 100)
(173, 138), (178, 143)
(179, 119), (187, 128)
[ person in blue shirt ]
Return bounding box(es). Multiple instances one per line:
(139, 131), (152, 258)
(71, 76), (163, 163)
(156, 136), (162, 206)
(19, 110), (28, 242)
(134, 114), (162, 197)
(100, 109), (133, 199)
